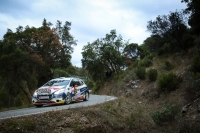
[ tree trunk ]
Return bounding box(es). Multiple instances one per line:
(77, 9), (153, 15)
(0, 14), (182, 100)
(16, 80), (32, 103)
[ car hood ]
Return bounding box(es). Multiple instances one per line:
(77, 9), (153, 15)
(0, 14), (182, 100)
(38, 86), (65, 94)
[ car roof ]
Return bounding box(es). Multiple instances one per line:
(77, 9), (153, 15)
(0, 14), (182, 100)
(51, 77), (81, 81)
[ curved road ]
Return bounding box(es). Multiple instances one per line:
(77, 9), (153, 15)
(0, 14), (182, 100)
(0, 94), (117, 120)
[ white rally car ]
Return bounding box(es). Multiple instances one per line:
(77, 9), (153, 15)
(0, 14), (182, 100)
(32, 77), (89, 107)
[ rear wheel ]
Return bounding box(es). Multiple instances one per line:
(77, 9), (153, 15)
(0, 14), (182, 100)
(83, 92), (89, 101)
(65, 93), (72, 104)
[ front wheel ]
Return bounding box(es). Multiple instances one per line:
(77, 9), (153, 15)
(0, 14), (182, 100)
(35, 105), (43, 107)
(65, 93), (72, 104)
(83, 92), (89, 101)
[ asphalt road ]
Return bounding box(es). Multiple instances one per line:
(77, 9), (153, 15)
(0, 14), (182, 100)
(0, 94), (117, 120)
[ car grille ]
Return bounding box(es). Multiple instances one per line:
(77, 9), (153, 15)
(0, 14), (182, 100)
(37, 94), (52, 101)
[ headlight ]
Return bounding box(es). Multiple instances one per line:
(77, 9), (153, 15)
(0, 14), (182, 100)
(33, 90), (38, 96)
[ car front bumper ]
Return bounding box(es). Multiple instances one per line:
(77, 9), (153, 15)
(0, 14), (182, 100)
(32, 97), (65, 105)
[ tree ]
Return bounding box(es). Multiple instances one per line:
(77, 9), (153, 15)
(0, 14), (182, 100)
(0, 19), (77, 105)
(144, 35), (166, 53)
(123, 43), (139, 60)
(137, 44), (150, 59)
(123, 43), (139, 66)
(82, 30), (126, 81)
(182, 0), (200, 36)
(56, 20), (77, 69)
(147, 10), (188, 52)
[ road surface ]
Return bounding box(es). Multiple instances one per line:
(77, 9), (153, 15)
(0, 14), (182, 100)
(0, 94), (117, 120)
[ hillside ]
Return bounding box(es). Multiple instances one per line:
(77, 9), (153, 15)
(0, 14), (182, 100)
(1, 48), (200, 133)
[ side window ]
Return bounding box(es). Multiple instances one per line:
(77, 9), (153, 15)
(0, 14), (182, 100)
(71, 78), (81, 86)
(70, 80), (76, 87)
(80, 80), (84, 85)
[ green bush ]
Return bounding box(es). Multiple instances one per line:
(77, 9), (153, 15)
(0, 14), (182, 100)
(135, 67), (146, 80)
(151, 104), (180, 126)
(163, 61), (174, 71)
(181, 33), (194, 50)
(147, 69), (158, 81)
(138, 58), (152, 67)
(190, 51), (200, 74)
(157, 72), (179, 93)
(123, 70), (136, 82)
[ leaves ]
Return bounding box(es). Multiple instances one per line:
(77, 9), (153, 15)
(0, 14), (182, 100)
(0, 19), (77, 105)
(81, 30), (126, 81)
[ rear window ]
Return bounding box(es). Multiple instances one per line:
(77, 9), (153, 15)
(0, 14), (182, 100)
(43, 80), (70, 87)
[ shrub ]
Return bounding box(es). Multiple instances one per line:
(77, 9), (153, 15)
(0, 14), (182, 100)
(138, 58), (152, 67)
(135, 67), (146, 80)
(123, 70), (136, 82)
(190, 51), (200, 74)
(157, 72), (179, 93)
(14, 96), (22, 107)
(147, 69), (158, 81)
(151, 104), (180, 126)
(181, 33), (194, 50)
(163, 61), (174, 71)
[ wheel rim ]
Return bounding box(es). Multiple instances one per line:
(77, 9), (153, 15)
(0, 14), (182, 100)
(65, 94), (71, 104)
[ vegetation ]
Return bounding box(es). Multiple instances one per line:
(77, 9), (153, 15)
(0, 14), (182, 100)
(157, 72), (180, 94)
(135, 67), (146, 80)
(147, 68), (158, 81)
(1, 0), (200, 132)
(151, 104), (180, 126)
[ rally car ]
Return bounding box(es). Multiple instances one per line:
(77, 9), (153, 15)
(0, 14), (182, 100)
(32, 77), (89, 107)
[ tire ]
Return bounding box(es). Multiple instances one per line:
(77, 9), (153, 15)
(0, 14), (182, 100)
(65, 93), (72, 104)
(83, 92), (89, 101)
(35, 105), (43, 107)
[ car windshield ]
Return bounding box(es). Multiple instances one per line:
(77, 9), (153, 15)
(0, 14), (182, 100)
(43, 80), (70, 87)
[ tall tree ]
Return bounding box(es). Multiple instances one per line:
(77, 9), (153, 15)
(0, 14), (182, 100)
(0, 19), (77, 104)
(182, 0), (200, 36)
(147, 10), (188, 51)
(123, 43), (139, 66)
(144, 35), (166, 53)
(82, 30), (126, 81)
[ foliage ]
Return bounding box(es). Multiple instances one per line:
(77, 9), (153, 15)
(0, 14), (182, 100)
(53, 69), (69, 78)
(163, 61), (174, 71)
(0, 87), (8, 109)
(137, 44), (150, 59)
(181, 33), (194, 50)
(188, 49), (200, 100)
(190, 50), (200, 74)
(0, 19), (77, 107)
(157, 72), (180, 93)
(82, 30), (127, 81)
(157, 43), (171, 55)
(151, 104), (180, 126)
(138, 57), (152, 67)
(147, 10), (189, 52)
(182, 0), (200, 36)
(144, 35), (166, 53)
(147, 69), (158, 81)
(123, 43), (139, 66)
(192, 74), (200, 98)
(135, 67), (146, 80)
(122, 70), (136, 82)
